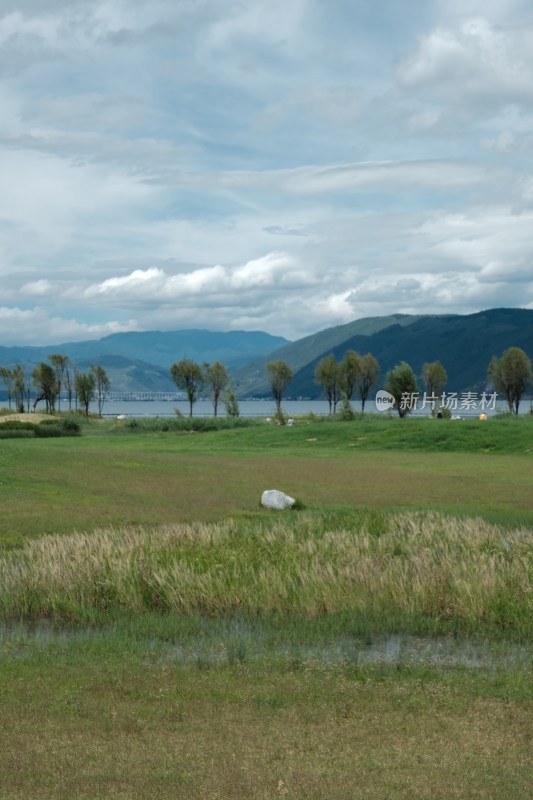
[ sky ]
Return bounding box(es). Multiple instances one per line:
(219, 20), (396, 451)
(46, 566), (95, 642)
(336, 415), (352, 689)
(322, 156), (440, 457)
(1, 0), (533, 346)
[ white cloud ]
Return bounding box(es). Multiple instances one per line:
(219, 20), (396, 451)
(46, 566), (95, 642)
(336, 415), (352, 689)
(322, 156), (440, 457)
(398, 18), (533, 116)
(20, 279), (55, 296)
(0, 2), (531, 346)
(83, 254), (310, 307)
(0, 305), (139, 346)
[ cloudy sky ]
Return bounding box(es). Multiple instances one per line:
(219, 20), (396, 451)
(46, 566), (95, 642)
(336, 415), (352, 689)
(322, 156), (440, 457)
(1, 0), (533, 345)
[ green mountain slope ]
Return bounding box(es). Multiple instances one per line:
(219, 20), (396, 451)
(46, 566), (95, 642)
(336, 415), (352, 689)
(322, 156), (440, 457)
(232, 313), (425, 395)
(236, 308), (533, 398)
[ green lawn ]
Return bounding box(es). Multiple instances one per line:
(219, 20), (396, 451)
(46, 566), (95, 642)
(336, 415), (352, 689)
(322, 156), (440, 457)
(1, 415), (533, 546)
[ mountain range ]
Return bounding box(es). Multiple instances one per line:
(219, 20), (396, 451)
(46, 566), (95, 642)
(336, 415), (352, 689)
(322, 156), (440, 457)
(235, 307), (533, 398)
(0, 330), (289, 394)
(0, 308), (531, 398)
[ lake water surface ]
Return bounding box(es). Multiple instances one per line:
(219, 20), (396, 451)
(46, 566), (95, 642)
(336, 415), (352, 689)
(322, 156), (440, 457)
(92, 398), (522, 418)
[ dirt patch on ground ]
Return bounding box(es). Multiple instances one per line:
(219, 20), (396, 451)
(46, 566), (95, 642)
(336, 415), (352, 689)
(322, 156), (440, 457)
(0, 412), (50, 424)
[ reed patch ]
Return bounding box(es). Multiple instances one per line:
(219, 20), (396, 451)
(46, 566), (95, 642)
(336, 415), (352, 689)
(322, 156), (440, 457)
(1, 510), (531, 638)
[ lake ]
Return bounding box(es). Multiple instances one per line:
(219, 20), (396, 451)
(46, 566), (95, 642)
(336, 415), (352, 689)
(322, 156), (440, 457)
(95, 398), (334, 418)
(91, 397), (525, 418)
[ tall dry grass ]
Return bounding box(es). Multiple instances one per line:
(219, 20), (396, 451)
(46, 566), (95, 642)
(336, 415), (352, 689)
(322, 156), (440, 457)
(1, 511), (531, 635)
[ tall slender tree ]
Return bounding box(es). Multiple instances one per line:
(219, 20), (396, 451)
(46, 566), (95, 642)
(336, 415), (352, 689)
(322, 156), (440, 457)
(91, 364), (110, 417)
(266, 360), (292, 417)
(48, 354), (70, 412)
(338, 350), (361, 402)
(204, 361), (229, 417)
(12, 364), (25, 413)
(170, 359), (204, 417)
(32, 362), (58, 413)
(76, 371), (95, 416)
(422, 360), (448, 415)
(357, 353), (380, 412)
(488, 347), (532, 414)
(0, 366), (14, 409)
(314, 354), (341, 414)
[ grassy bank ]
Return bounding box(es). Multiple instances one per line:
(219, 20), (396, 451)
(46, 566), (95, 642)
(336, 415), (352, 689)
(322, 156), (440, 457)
(105, 410), (533, 455)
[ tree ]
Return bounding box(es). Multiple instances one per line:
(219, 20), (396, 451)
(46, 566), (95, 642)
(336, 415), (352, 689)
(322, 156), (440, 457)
(224, 388), (240, 417)
(266, 360), (292, 417)
(338, 350), (361, 402)
(64, 361), (75, 410)
(385, 361), (418, 417)
(0, 366), (14, 409)
(488, 347), (532, 414)
(23, 366), (33, 413)
(422, 360), (448, 415)
(314, 354), (342, 414)
(76, 371), (95, 416)
(48, 354), (70, 412)
(15, 364), (33, 413)
(12, 364), (25, 413)
(204, 361), (229, 417)
(170, 359), (204, 417)
(32, 362), (58, 413)
(91, 364), (110, 417)
(357, 353), (379, 412)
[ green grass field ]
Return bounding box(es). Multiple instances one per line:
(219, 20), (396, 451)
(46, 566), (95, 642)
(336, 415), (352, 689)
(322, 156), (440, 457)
(0, 413), (532, 798)
(1, 414), (533, 546)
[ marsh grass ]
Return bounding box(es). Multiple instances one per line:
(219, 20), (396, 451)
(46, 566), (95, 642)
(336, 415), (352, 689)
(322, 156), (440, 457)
(1, 510), (531, 638)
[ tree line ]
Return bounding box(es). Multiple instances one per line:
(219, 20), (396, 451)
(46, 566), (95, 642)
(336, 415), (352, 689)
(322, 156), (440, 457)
(379, 346), (531, 417)
(273, 346), (532, 417)
(3, 344), (530, 420)
(169, 359), (239, 418)
(0, 355), (110, 416)
(170, 345), (531, 419)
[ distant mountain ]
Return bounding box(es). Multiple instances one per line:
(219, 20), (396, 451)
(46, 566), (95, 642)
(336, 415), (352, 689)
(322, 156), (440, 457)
(0, 329), (289, 369)
(0, 329), (290, 394)
(1, 311), (531, 398)
(234, 308), (533, 398)
(72, 354), (178, 394)
(232, 313), (424, 396)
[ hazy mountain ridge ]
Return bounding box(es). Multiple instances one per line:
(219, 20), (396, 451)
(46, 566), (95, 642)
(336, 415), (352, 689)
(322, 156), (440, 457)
(0, 309), (531, 396)
(0, 329), (290, 393)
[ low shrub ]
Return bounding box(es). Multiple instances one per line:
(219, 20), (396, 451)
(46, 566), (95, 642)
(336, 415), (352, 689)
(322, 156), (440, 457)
(0, 420), (36, 431)
(0, 429), (35, 439)
(34, 424), (63, 438)
(117, 416), (258, 434)
(59, 415), (81, 434)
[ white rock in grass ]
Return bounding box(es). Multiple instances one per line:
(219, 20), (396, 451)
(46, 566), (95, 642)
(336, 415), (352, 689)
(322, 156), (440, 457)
(261, 489), (295, 510)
